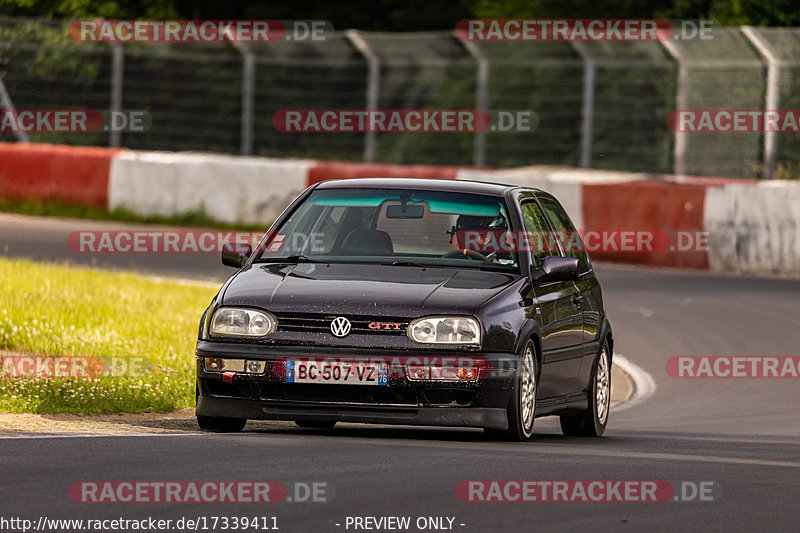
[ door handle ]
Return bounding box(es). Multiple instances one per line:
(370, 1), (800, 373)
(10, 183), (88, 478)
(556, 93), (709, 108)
(572, 293), (584, 305)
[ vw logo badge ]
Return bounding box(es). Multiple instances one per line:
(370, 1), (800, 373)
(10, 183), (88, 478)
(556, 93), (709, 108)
(330, 316), (352, 337)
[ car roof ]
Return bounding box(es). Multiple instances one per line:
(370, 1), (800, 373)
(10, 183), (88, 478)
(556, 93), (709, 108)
(314, 177), (541, 197)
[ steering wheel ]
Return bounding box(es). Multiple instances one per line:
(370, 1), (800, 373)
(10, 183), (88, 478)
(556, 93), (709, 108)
(442, 249), (491, 262)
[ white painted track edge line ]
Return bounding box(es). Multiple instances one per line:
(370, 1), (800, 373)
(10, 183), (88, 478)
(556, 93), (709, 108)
(612, 353), (656, 413)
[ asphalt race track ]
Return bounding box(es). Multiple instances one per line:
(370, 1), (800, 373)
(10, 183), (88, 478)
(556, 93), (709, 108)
(2, 214), (799, 532)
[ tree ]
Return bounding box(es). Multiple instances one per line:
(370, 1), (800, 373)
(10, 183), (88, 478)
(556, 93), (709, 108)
(0, 0), (474, 30)
(0, 0), (181, 18)
(469, 0), (800, 27)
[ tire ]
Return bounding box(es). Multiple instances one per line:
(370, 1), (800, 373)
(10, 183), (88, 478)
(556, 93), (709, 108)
(197, 416), (247, 433)
(484, 340), (537, 441)
(295, 420), (337, 429)
(560, 340), (611, 437)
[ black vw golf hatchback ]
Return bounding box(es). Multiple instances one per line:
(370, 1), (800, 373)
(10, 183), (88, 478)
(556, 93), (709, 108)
(196, 178), (613, 441)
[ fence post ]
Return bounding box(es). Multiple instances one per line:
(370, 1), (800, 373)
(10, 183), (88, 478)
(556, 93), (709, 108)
(109, 43), (124, 148)
(0, 75), (29, 143)
(661, 40), (688, 176)
(741, 26), (780, 180)
(570, 41), (595, 168)
(459, 37), (489, 167)
(346, 30), (380, 163)
(225, 30), (255, 156)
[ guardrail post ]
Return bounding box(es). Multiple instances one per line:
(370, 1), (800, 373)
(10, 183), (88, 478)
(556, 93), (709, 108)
(225, 30), (255, 156)
(661, 39), (688, 176)
(346, 30), (380, 163)
(459, 37), (489, 167)
(109, 42), (125, 148)
(570, 41), (596, 168)
(741, 26), (781, 180)
(0, 75), (29, 143)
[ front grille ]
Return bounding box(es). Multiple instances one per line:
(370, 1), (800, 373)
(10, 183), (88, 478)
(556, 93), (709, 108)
(274, 313), (409, 335)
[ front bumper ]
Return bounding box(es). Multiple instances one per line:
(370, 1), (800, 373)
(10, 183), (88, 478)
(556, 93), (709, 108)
(195, 341), (518, 430)
(197, 396), (510, 430)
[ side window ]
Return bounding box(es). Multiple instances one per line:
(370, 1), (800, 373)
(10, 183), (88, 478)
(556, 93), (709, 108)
(537, 197), (591, 274)
(285, 205), (346, 255)
(520, 201), (555, 268)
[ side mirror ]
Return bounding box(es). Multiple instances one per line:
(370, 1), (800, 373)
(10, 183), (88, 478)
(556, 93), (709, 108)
(221, 243), (252, 268)
(530, 256), (579, 284)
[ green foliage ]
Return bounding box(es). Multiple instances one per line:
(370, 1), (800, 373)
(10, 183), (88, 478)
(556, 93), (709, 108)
(0, 0), (181, 19)
(1, 0), (798, 29)
(471, 0), (674, 19)
(470, 0), (800, 26)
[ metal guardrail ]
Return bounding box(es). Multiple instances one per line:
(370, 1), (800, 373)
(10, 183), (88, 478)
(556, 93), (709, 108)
(1, 18), (799, 179)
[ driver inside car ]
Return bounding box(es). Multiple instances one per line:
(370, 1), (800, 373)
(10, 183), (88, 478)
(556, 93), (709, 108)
(448, 214), (513, 263)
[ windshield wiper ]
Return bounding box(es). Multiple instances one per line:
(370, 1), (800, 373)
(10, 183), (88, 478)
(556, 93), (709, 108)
(386, 260), (427, 267)
(254, 255), (319, 263)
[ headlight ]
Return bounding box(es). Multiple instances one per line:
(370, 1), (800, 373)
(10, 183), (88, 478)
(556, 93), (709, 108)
(408, 316), (481, 345)
(210, 308), (276, 338)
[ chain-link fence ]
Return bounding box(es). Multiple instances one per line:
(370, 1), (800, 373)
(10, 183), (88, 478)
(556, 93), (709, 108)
(1, 18), (799, 179)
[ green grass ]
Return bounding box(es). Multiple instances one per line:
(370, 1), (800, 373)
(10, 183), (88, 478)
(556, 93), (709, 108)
(0, 199), (268, 231)
(0, 257), (218, 414)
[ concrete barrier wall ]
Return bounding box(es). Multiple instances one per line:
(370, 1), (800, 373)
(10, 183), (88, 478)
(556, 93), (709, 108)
(582, 181), (709, 269)
(2, 142), (799, 275)
(309, 161), (461, 185)
(108, 151), (314, 225)
(705, 181), (800, 274)
(0, 143), (118, 207)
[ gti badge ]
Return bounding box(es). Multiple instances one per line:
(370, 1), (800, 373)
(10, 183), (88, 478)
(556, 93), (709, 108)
(330, 316), (352, 337)
(368, 322), (402, 330)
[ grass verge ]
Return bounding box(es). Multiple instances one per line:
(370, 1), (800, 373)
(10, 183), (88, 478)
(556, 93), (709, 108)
(0, 199), (267, 231)
(0, 257), (218, 414)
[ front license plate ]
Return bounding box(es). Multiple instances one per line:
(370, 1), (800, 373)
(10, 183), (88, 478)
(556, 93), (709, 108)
(286, 360), (388, 386)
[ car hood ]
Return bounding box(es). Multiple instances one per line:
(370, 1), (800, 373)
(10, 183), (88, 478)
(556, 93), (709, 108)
(221, 262), (518, 316)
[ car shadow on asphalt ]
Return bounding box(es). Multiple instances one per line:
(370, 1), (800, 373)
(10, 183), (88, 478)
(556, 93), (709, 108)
(240, 418), (612, 444)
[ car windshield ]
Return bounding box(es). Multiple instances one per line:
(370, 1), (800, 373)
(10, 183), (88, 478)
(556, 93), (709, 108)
(255, 188), (519, 272)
